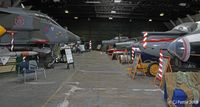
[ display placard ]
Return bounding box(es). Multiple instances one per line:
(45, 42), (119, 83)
(64, 48), (74, 64)
(79, 45), (85, 52)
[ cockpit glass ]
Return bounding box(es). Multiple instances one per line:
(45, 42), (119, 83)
(173, 22), (197, 33)
(35, 14), (61, 26)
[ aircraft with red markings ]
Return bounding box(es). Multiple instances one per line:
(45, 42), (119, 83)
(139, 22), (197, 58)
(139, 22), (200, 68)
(167, 22), (200, 67)
(0, 5), (80, 67)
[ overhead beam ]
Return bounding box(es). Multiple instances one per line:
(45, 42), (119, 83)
(96, 14), (170, 20)
(177, 17), (183, 24)
(169, 20), (176, 27)
(186, 14), (195, 22)
(96, 12), (142, 15)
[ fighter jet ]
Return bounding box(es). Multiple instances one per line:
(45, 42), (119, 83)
(115, 38), (140, 49)
(167, 22), (200, 66)
(139, 22), (198, 58)
(101, 36), (130, 51)
(102, 36), (129, 46)
(0, 7), (80, 66)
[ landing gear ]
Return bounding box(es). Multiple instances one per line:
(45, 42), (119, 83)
(147, 62), (159, 76)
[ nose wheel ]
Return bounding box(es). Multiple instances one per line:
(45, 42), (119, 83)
(147, 62), (159, 76)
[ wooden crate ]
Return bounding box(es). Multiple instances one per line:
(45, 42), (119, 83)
(0, 58), (16, 73)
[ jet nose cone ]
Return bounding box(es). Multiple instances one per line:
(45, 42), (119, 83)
(167, 37), (190, 62)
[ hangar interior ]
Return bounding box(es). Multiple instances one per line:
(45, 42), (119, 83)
(0, 0), (200, 107)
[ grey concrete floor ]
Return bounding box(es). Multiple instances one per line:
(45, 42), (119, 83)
(0, 51), (167, 107)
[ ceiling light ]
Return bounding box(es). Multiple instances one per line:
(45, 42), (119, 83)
(109, 17), (113, 20)
(74, 17), (78, 19)
(179, 3), (186, 7)
(111, 10), (116, 13)
(85, 1), (101, 4)
(129, 19), (132, 22)
(160, 13), (164, 16)
(149, 19), (152, 22)
(65, 10), (69, 14)
(53, 0), (60, 2)
(114, 0), (121, 3)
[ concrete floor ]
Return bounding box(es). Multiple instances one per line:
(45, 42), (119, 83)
(0, 51), (167, 107)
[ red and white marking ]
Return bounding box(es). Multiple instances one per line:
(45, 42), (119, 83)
(131, 47), (135, 61)
(89, 40), (92, 50)
(143, 32), (148, 48)
(157, 49), (163, 80)
(10, 33), (14, 51)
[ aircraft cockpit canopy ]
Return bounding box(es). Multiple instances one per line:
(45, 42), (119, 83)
(34, 13), (61, 27)
(173, 22), (198, 33)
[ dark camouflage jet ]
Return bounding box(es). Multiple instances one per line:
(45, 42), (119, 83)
(0, 7), (80, 66)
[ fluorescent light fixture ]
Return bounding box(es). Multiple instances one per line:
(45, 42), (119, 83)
(65, 10), (69, 14)
(53, 0), (60, 2)
(111, 10), (116, 13)
(114, 0), (121, 3)
(109, 17), (113, 20)
(160, 13), (164, 16)
(179, 3), (186, 7)
(74, 17), (78, 19)
(85, 1), (101, 4)
(149, 19), (152, 22)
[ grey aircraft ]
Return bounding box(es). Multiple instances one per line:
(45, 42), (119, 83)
(139, 22), (198, 58)
(101, 36), (130, 51)
(167, 21), (200, 67)
(102, 36), (130, 46)
(0, 7), (80, 66)
(114, 37), (142, 49)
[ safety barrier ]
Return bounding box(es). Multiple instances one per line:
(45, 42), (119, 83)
(128, 52), (146, 79)
(154, 49), (172, 87)
(89, 40), (92, 50)
(131, 47), (134, 63)
(142, 32), (148, 48)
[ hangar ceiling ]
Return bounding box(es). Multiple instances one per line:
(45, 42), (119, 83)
(3, 0), (200, 22)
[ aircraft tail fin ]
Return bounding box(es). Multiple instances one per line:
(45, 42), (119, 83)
(0, 56), (10, 65)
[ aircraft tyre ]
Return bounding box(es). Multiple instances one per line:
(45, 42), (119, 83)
(147, 62), (159, 76)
